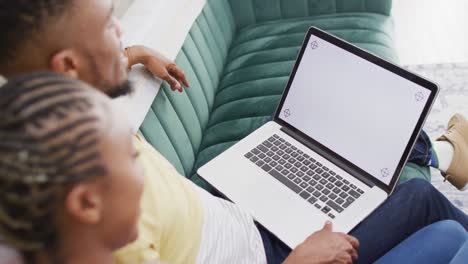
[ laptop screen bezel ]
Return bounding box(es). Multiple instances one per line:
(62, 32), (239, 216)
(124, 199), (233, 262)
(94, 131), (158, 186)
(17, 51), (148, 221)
(273, 27), (439, 194)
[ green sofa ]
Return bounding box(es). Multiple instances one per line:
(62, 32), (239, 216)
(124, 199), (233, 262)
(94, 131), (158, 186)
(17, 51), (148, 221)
(139, 0), (399, 190)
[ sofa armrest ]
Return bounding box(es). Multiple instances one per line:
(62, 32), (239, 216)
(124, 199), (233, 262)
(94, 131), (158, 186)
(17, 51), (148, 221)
(228, 0), (392, 28)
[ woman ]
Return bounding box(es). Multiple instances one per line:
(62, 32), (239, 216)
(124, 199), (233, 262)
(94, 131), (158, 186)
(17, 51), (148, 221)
(0, 72), (144, 263)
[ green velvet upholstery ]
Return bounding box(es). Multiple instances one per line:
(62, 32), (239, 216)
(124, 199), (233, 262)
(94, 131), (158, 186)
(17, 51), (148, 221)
(139, 0), (397, 190)
(228, 0), (392, 28)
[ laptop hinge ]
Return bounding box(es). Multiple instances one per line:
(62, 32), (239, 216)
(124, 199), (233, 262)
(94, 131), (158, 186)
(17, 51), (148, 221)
(280, 127), (375, 188)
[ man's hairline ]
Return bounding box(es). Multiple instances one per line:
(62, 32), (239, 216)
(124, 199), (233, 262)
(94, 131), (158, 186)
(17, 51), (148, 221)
(0, 0), (78, 75)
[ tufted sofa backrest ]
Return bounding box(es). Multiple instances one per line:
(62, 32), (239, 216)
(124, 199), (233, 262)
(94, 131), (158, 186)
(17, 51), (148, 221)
(139, 0), (236, 176)
(228, 0), (392, 28)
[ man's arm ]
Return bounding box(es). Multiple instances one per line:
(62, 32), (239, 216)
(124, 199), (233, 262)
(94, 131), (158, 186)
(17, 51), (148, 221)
(283, 222), (359, 264)
(125, 45), (190, 93)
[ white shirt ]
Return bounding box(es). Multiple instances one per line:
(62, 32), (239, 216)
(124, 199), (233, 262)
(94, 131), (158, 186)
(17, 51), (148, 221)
(194, 186), (267, 264)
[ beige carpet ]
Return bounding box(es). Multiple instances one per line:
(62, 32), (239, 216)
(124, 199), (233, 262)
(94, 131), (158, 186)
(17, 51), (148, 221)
(406, 63), (468, 213)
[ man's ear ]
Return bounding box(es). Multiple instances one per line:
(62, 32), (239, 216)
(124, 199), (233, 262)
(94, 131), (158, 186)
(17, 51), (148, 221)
(65, 183), (103, 225)
(49, 49), (81, 79)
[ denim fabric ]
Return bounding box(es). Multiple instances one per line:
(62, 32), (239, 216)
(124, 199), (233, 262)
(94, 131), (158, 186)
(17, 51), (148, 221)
(375, 220), (468, 264)
(452, 240), (468, 264)
(397, 130), (434, 184)
(258, 179), (468, 264)
(407, 130), (433, 165)
(257, 224), (290, 264)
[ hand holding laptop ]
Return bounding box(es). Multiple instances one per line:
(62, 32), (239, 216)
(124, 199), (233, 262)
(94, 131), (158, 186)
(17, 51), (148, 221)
(284, 221), (359, 264)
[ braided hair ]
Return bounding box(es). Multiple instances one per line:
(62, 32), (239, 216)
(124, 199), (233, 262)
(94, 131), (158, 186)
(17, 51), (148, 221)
(0, 0), (74, 66)
(0, 72), (108, 260)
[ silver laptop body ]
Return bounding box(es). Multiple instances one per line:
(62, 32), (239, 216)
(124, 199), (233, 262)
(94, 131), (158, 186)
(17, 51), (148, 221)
(198, 27), (438, 249)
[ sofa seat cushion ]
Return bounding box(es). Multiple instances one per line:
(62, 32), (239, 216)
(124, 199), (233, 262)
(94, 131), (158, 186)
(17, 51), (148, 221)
(190, 13), (397, 186)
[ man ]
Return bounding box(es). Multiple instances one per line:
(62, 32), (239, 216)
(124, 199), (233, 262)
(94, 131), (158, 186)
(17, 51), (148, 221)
(0, 0), (467, 263)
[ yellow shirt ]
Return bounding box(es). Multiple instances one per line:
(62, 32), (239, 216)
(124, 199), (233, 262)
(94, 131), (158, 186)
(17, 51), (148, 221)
(113, 135), (204, 264)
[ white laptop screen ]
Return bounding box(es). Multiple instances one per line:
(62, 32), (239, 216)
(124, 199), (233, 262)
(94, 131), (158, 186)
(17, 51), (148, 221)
(278, 34), (431, 186)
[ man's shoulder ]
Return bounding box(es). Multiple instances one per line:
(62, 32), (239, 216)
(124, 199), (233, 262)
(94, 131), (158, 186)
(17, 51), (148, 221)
(131, 133), (197, 192)
(132, 134), (176, 170)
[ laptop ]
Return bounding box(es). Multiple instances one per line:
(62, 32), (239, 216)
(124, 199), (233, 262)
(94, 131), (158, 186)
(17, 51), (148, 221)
(198, 27), (438, 248)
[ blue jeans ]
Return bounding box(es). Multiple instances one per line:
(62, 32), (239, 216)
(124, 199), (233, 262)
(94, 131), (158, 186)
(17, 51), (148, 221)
(258, 179), (468, 264)
(376, 220), (468, 264)
(453, 239), (468, 263)
(407, 130), (433, 165)
(399, 130), (433, 183)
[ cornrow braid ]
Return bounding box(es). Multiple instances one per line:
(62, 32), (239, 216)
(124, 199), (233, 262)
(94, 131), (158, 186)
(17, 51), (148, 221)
(0, 0), (74, 66)
(0, 72), (108, 256)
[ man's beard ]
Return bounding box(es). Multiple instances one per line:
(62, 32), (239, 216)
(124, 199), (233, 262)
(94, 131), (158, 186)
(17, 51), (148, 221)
(86, 52), (134, 98)
(107, 80), (134, 98)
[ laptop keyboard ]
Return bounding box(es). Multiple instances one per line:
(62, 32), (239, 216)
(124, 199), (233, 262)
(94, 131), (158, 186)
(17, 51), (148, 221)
(244, 134), (365, 219)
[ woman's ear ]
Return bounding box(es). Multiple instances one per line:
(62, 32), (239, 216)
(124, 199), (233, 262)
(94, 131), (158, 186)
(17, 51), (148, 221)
(64, 183), (103, 225)
(49, 49), (80, 79)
